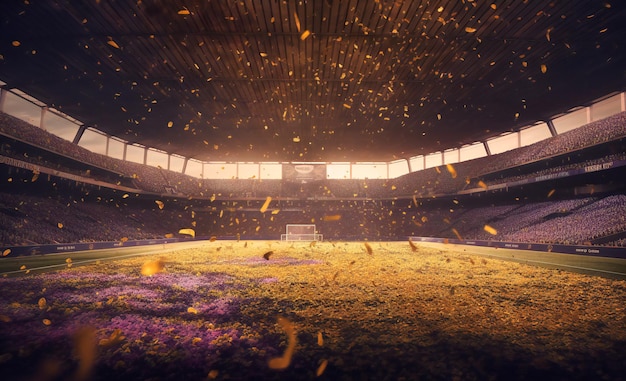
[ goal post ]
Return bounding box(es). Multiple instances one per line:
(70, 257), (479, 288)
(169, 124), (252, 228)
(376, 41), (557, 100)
(280, 224), (323, 242)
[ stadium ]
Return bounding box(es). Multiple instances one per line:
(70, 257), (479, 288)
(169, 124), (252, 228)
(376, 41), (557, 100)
(1, 1), (626, 380)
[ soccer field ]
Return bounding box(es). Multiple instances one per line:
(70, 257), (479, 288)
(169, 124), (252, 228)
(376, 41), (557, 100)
(1, 240), (625, 380)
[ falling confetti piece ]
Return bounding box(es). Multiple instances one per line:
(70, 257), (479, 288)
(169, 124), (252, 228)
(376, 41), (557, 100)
(43, 319), (52, 326)
(2, 249), (10, 257)
(12, 41), (21, 47)
(178, 9), (190, 15)
(38, 297), (47, 310)
(260, 196), (272, 213)
(316, 359), (328, 377)
(300, 30), (311, 40)
(20, 265), (26, 270)
(268, 317), (297, 370)
(73, 326), (97, 381)
(317, 331), (324, 346)
(477, 180), (488, 189)
(263, 251), (273, 260)
(260, 52), (268, 57)
(122, 193), (129, 198)
(293, 136), (301, 142)
(155, 200), (164, 209)
(446, 164), (457, 179)
(187, 307), (199, 314)
(408, 239), (418, 252)
(107, 40), (120, 49)
(343, 103), (352, 109)
(364, 242), (373, 255)
(465, 27), (477, 33)
(208, 370), (219, 379)
(484, 225), (498, 235)
(179, 228), (196, 238)
(140, 259), (165, 276)
(323, 214), (342, 221)
(541, 64), (547, 73)
(167, 121), (173, 128)
(547, 189), (556, 198)
(57, 222), (63, 229)
(293, 11), (301, 32)
(164, 233), (174, 238)
(546, 27), (553, 41)
(451, 228), (463, 240)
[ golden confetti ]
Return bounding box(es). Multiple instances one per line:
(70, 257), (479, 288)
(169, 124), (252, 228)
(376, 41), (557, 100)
(408, 239), (418, 252)
(43, 319), (52, 326)
(164, 233), (174, 238)
(155, 200), (164, 209)
(192, 337), (202, 344)
(484, 225), (498, 235)
(99, 328), (125, 347)
(546, 27), (553, 41)
(180, 228), (196, 238)
(293, 11), (301, 32)
(477, 180), (488, 189)
(491, 4), (497, 9)
(300, 30), (311, 40)
(208, 370), (219, 379)
(364, 242), (373, 255)
(32, 171), (39, 182)
(323, 214), (342, 221)
(260, 52), (268, 57)
(2, 249), (11, 257)
(268, 317), (297, 370)
(187, 307), (199, 314)
(167, 121), (173, 128)
(177, 9), (190, 15)
(316, 359), (328, 377)
(107, 40), (120, 49)
(73, 326), (96, 381)
(541, 64), (547, 73)
(38, 297), (47, 310)
(140, 259), (165, 276)
(446, 163), (457, 179)
(12, 41), (21, 47)
(20, 265), (26, 270)
(451, 228), (463, 240)
(343, 103), (352, 109)
(260, 196), (272, 213)
(263, 251), (273, 260)
(465, 27), (477, 33)
(317, 331), (324, 346)
(57, 222), (63, 229)
(547, 189), (556, 198)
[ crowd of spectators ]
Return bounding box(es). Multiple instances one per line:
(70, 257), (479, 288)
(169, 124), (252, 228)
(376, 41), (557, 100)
(0, 188), (195, 246)
(3, 111), (626, 200)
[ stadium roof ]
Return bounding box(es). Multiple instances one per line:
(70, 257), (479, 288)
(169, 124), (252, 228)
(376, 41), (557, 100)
(1, 1), (625, 162)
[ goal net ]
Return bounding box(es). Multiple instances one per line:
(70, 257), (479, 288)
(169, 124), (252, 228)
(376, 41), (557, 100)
(280, 224), (323, 241)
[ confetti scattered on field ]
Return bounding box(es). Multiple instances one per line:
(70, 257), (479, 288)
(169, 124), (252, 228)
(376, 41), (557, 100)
(0, 241), (624, 381)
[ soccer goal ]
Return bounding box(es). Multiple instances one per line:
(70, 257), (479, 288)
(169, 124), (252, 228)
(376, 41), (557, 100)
(280, 224), (323, 242)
